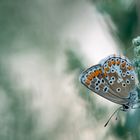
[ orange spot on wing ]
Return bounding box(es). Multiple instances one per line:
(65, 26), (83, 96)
(121, 62), (126, 68)
(87, 74), (93, 80)
(104, 67), (110, 72)
(95, 70), (100, 77)
(91, 72), (95, 78)
(127, 66), (133, 70)
(116, 60), (120, 65)
(111, 60), (115, 65)
(85, 79), (90, 85)
(103, 72), (107, 78)
(108, 61), (112, 67)
(99, 69), (102, 74)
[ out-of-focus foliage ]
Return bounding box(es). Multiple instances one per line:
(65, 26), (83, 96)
(0, 61), (37, 140)
(93, 0), (138, 47)
(66, 49), (84, 73)
(66, 47), (107, 128)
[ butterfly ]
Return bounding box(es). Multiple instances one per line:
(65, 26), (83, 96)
(79, 54), (139, 126)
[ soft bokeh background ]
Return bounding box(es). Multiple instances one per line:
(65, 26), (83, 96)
(1, 0), (140, 140)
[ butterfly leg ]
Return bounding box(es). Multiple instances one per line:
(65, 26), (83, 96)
(115, 108), (121, 120)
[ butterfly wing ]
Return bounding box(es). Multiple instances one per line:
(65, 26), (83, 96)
(100, 55), (137, 98)
(80, 64), (129, 105)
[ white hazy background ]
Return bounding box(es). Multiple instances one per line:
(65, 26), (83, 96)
(0, 0), (123, 140)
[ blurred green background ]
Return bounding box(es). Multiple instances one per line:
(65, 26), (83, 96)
(0, 0), (140, 140)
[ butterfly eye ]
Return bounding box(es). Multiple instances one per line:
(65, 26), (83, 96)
(95, 86), (100, 91)
(131, 76), (135, 80)
(104, 64), (107, 67)
(109, 80), (113, 85)
(111, 76), (115, 81)
(95, 80), (101, 86)
(111, 69), (115, 73)
(126, 71), (130, 75)
(122, 73), (126, 77)
(119, 70), (122, 74)
(122, 83), (126, 87)
(95, 82), (98, 86)
(116, 88), (121, 92)
(126, 79), (130, 84)
(101, 79), (105, 83)
(103, 86), (108, 93)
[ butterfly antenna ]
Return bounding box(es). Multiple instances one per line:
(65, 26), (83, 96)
(104, 107), (122, 127)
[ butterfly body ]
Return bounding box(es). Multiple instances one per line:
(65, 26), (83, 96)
(80, 54), (138, 109)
